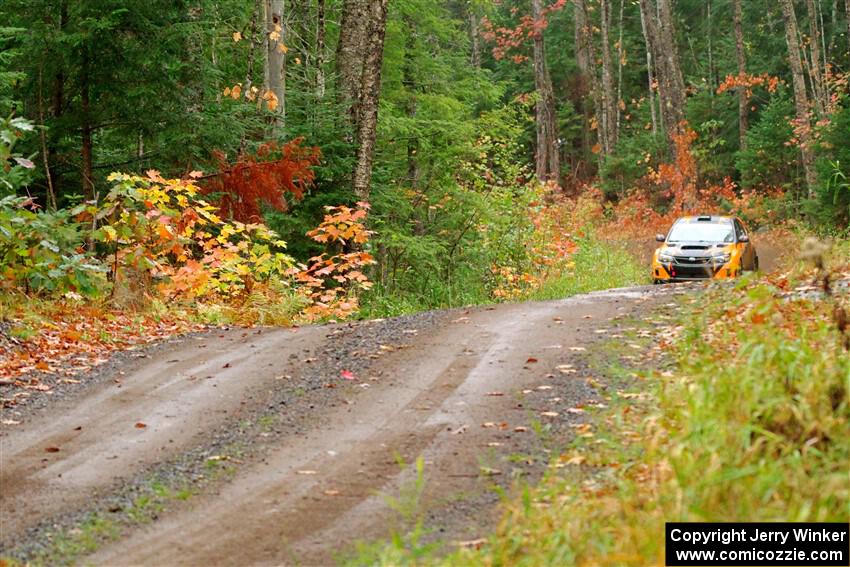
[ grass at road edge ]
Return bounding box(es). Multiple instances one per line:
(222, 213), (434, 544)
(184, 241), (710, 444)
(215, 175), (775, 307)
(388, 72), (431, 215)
(357, 258), (849, 566)
(362, 236), (649, 318)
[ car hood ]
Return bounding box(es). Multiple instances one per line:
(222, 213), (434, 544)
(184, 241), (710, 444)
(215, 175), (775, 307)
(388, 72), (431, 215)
(660, 242), (733, 257)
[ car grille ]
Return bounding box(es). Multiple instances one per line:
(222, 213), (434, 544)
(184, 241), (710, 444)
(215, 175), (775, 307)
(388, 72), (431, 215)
(673, 256), (711, 265)
(673, 265), (713, 278)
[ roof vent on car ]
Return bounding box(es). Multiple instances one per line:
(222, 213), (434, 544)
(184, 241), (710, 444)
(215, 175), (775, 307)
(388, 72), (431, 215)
(696, 215), (712, 221)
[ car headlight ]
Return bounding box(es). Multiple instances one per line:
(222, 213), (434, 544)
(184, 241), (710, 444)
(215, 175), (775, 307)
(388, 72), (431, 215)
(659, 253), (674, 263)
(712, 253), (731, 263)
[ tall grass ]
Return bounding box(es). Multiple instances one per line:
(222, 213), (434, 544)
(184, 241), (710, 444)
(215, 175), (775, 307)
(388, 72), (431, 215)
(362, 260), (849, 565)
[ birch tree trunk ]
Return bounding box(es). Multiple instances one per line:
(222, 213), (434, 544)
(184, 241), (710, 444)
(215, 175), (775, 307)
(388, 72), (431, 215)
(352, 0), (389, 202)
(264, 0), (286, 130)
(733, 0), (748, 150)
(531, 0), (560, 183)
(469, 6), (481, 69)
(779, 0), (818, 198)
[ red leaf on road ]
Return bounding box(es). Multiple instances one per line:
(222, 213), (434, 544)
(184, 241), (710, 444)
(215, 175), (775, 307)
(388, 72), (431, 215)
(340, 369), (356, 380)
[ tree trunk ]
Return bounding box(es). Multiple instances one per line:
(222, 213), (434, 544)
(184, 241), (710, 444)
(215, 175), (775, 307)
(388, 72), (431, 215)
(531, 0), (560, 183)
(638, 0), (685, 148)
(577, 0), (604, 164)
(352, 0), (389, 202)
(805, 0), (826, 114)
(264, 0), (286, 130)
(469, 6), (481, 69)
(733, 0), (748, 150)
(245, 0), (260, 93)
(639, 4), (659, 137)
(80, 48), (94, 200)
(615, 0), (625, 134)
(316, 0), (326, 97)
(846, 0), (850, 52)
(336, 0), (368, 126)
(403, 16), (418, 188)
(574, 0), (594, 166)
(779, 0), (818, 199)
(600, 0), (617, 151)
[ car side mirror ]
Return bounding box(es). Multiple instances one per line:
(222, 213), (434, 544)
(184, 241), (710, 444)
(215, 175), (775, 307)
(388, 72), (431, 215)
(739, 234), (749, 243)
(655, 234), (666, 242)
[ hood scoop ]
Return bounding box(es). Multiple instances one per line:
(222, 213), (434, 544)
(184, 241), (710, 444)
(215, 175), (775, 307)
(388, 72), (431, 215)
(680, 245), (710, 250)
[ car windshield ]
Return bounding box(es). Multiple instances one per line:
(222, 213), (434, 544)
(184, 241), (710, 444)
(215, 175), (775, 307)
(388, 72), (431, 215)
(667, 222), (734, 243)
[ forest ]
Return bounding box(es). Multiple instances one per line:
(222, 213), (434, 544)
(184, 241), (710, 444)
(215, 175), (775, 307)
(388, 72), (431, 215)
(1, 2), (849, 565)
(1, 0), (849, 317)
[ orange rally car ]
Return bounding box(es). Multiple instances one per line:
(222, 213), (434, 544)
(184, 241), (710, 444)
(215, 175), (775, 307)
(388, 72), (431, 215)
(652, 215), (758, 283)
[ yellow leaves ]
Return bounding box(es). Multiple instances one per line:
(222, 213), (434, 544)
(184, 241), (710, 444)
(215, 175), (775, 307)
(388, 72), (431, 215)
(277, 42), (288, 54)
(101, 225), (118, 242)
(232, 31), (242, 42)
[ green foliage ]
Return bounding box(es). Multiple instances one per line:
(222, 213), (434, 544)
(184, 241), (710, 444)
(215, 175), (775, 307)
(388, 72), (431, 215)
(0, 115), (35, 195)
(735, 93), (801, 191)
(0, 195), (105, 296)
(815, 98), (850, 228)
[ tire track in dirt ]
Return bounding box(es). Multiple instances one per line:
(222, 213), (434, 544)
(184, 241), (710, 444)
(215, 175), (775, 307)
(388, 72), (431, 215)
(1, 286), (683, 565)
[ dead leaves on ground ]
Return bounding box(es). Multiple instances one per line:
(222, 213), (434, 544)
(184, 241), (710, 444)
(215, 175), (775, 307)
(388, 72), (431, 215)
(0, 303), (206, 402)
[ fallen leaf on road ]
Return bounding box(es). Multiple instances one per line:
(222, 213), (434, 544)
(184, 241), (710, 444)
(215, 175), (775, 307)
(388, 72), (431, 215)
(135, 422), (147, 429)
(2, 419), (21, 425)
(482, 422), (496, 428)
(582, 315), (593, 319)
(525, 357), (538, 364)
(45, 446), (60, 452)
(340, 369), (356, 380)
(457, 538), (487, 549)
(514, 426), (528, 432)
(296, 470), (318, 475)
(560, 453), (586, 465)
(323, 489), (340, 496)
(487, 442), (503, 447)
(541, 411), (559, 417)
(566, 408), (585, 414)
(479, 467), (501, 476)
(486, 391), (504, 396)
(568, 346), (586, 352)
(536, 385), (552, 391)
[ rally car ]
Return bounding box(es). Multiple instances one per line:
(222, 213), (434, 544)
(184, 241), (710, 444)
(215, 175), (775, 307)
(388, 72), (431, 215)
(652, 215), (758, 283)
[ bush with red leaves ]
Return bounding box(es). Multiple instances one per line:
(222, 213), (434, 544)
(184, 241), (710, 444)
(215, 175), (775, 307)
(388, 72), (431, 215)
(204, 139), (321, 223)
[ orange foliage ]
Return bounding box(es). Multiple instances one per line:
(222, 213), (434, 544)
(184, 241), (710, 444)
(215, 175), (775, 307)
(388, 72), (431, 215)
(294, 203), (375, 321)
(205, 139), (321, 223)
(716, 72), (781, 98)
(598, 125), (786, 240)
(0, 302), (205, 384)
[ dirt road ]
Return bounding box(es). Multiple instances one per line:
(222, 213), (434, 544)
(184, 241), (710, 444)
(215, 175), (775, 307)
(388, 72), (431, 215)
(1, 285), (684, 565)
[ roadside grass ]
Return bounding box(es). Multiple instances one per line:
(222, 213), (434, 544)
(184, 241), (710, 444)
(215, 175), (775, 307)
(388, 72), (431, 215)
(360, 249), (849, 565)
(361, 235), (649, 318)
(529, 237), (649, 301)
